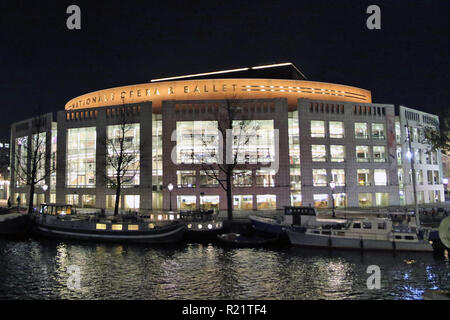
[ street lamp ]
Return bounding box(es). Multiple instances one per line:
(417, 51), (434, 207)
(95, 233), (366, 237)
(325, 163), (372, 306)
(168, 183), (174, 212)
(329, 181), (336, 218)
(42, 184), (48, 192)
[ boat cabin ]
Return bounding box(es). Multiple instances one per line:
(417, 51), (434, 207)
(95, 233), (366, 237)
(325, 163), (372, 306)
(39, 203), (74, 216)
(284, 206), (317, 226)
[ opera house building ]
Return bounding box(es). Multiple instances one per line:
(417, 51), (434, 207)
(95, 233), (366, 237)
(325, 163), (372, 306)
(10, 63), (445, 212)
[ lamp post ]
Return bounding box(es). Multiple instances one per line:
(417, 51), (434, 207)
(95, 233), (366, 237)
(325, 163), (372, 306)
(168, 183), (174, 212)
(329, 181), (336, 218)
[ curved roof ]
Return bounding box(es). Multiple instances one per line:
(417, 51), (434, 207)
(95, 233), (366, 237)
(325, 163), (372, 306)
(65, 78), (372, 113)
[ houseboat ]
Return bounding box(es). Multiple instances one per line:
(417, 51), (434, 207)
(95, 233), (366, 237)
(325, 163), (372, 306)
(286, 217), (434, 252)
(32, 203), (186, 244)
(250, 206), (346, 237)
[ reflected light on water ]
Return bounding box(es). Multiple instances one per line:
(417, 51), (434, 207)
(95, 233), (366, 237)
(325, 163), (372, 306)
(0, 240), (448, 300)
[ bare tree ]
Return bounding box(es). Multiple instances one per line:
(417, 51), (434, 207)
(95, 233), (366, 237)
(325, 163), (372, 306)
(198, 99), (258, 221)
(422, 108), (450, 154)
(14, 116), (50, 214)
(104, 107), (140, 216)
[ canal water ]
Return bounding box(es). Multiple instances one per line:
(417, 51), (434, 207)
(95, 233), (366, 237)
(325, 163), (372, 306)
(0, 238), (448, 300)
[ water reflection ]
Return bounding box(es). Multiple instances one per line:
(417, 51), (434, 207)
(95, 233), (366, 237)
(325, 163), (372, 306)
(0, 238), (448, 300)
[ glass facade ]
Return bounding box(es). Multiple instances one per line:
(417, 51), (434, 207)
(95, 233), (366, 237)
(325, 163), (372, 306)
(66, 127), (96, 187)
(15, 136), (28, 187)
(106, 123), (140, 186)
(152, 114), (163, 208)
(289, 111), (301, 194)
(233, 120), (275, 164)
(176, 121), (218, 164)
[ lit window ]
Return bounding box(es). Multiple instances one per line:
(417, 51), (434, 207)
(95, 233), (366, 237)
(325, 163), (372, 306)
(313, 194), (328, 208)
(290, 193), (302, 206)
(200, 195), (220, 211)
(233, 170), (252, 187)
(329, 121), (344, 138)
(177, 195), (196, 211)
(330, 145), (345, 162)
(255, 169), (275, 187)
(356, 146), (370, 162)
(256, 195), (276, 210)
(331, 169), (345, 186)
(355, 123), (368, 139)
(65, 194), (79, 206)
(66, 127), (96, 187)
(177, 170), (196, 188)
(128, 225), (139, 231)
(311, 145), (326, 162)
(106, 123), (140, 186)
(200, 170), (219, 187)
(124, 195), (140, 209)
(313, 169), (327, 187)
(333, 193), (347, 208)
(374, 169), (387, 186)
(233, 120), (275, 164)
(358, 193), (372, 207)
(112, 224), (123, 231)
(373, 146), (386, 162)
(176, 121), (219, 164)
(372, 123), (385, 139)
(357, 169), (371, 186)
(148, 223), (155, 229)
(311, 120), (325, 138)
(233, 195), (253, 210)
(96, 223), (107, 230)
(375, 193), (389, 206)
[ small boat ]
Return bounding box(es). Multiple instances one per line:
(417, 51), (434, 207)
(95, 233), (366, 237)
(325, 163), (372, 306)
(180, 210), (224, 241)
(216, 233), (279, 248)
(286, 217), (434, 252)
(250, 206), (346, 237)
(32, 203), (186, 244)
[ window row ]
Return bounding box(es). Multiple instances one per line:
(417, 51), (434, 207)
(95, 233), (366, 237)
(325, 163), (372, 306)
(311, 145), (386, 162)
(311, 121), (385, 140)
(177, 194), (277, 211)
(176, 169), (276, 188)
(311, 168), (388, 187)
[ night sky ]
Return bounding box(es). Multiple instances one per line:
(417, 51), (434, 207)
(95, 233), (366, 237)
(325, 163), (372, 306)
(1, 0), (449, 138)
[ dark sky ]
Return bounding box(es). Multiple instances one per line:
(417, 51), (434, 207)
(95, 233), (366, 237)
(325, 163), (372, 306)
(1, 0), (449, 138)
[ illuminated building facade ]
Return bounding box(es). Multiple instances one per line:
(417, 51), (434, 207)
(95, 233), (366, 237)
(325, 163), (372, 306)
(9, 63), (445, 211)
